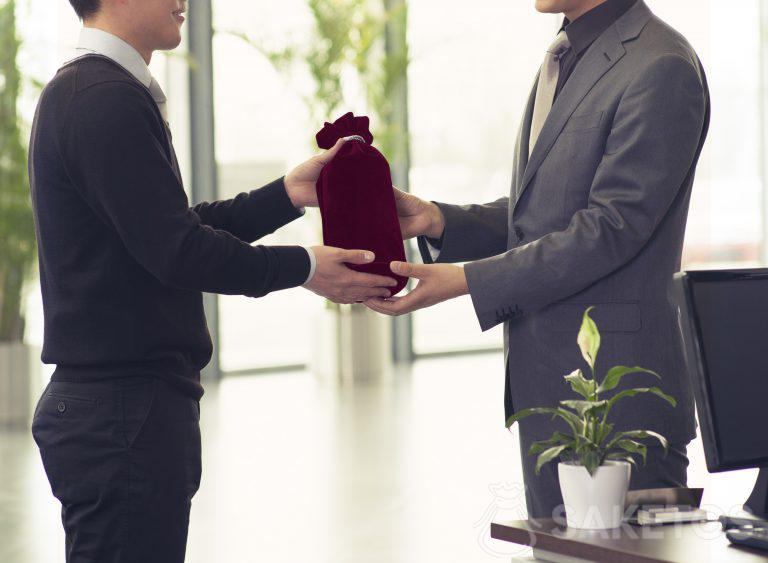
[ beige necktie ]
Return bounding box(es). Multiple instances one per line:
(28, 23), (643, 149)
(148, 77), (168, 123)
(529, 31), (571, 156)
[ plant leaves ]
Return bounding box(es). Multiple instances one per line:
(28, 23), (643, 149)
(593, 421), (615, 446)
(606, 429), (669, 454)
(560, 399), (608, 418)
(535, 444), (570, 475)
(578, 447), (603, 476)
(598, 366), (660, 394)
(614, 439), (647, 464)
(529, 432), (575, 456)
(506, 407), (584, 437)
(577, 307), (600, 370)
(604, 387), (677, 417)
(563, 369), (597, 400)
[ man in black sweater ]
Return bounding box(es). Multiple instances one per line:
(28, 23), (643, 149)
(28, 1), (396, 561)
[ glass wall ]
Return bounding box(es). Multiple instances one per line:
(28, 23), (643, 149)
(18, 0), (768, 373)
(212, 1), (323, 372)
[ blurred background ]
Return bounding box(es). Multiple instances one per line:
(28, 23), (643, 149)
(0, 0), (765, 561)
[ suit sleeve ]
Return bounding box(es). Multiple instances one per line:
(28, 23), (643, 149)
(191, 176), (305, 243)
(63, 82), (310, 297)
(416, 198), (509, 264)
(464, 54), (708, 331)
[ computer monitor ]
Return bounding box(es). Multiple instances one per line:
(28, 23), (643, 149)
(673, 268), (768, 520)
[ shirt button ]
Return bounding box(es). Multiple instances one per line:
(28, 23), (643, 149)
(514, 226), (525, 242)
(57, 401), (66, 413)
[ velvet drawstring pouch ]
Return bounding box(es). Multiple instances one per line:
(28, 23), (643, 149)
(315, 112), (408, 295)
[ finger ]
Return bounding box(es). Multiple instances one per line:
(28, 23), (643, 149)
(390, 261), (428, 280)
(363, 298), (398, 316)
(341, 249), (376, 265)
(348, 271), (398, 288)
(316, 137), (347, 165)
(352, 287), (392, 301)
(365, 293), (421, 316)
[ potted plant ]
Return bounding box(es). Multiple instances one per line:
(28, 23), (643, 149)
(506, 307), (677, 529)
(0, 0), (38, 428)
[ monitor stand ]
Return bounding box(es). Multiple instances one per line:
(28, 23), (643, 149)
(720, 467), (768, 529)
(745, 467), (768, 519)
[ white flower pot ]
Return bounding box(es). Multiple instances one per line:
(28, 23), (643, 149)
(558, 460), (631, 529)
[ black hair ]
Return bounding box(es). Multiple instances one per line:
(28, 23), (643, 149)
(69, 0), (101, 20)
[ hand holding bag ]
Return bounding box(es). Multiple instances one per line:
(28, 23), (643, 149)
(315, 112), (408, 295)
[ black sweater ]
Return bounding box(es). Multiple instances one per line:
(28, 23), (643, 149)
(28, 56), (310, 398)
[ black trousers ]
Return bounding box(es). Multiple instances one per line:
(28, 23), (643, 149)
(31, 377), (202, 563)
(519, 429), (690, 519)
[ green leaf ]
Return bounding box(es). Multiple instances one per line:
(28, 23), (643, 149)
(614, 439), (647, 464)
(578, 448), (603, 476)
(604, 387), (677, 417)
(564, 369), (597, 400)
(598, 366), (660, 394)
(577, 307), (601, 370)
(560, 399), (608, 418)
(535, 445), (570, 475)
(506, 407), (584, 437)
(594, 421), (615, 446)
(606, 430), (669, 454)
(529, 432), (575, 456)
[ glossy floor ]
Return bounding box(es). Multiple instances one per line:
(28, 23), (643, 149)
(0, 353), (757, 562)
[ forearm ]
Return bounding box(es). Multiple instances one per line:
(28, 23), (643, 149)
(191, 177), (304, 243)
(162, 221), (311, 297)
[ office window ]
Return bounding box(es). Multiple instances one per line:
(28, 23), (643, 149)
(645, 0), (763, 268)
(212, 1), (323, 372)
(408, 2), (558, 354)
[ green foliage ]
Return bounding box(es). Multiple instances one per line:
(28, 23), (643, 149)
(506, 307), (676, 476)
(0, 0), (36, 342)
(222, 0), (410, 161)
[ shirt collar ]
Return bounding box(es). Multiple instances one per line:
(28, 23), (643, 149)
(75, 27), (152, 88)
(561, 0), (638, 56)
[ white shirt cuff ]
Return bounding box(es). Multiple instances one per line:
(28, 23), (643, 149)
(426, 240), (441, 262)
(304, 246), (317, 284)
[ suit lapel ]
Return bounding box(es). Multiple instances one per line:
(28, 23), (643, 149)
(512, 72), (538, 201)
(514, 25), (626, 211)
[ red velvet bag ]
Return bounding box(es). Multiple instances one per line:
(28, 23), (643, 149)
(316, 112), (408, 295)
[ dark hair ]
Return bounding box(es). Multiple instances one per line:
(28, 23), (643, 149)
(69, 0), (101, 20)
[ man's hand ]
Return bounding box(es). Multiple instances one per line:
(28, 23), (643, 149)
(284, 138), (348, 209)
(363, 261), (468, 316)
(393, 188), (445, 240)
(304, 246), (399, 304)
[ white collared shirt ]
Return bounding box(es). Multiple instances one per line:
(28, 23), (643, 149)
(72, 27), (317, 283)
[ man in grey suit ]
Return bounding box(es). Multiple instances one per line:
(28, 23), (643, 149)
(365, 0), (710, 518)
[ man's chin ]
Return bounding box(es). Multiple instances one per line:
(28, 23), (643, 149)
(534, 0), (562, 14)
(159, 34), (183, 51)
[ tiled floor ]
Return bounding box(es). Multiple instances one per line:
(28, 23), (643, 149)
(0, 353), (759, 562)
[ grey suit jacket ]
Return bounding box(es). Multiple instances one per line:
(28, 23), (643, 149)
(418, 1), (710, 443)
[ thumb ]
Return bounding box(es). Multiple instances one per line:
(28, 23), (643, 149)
(316, 137), (347, 165)
(390, 261), (428, 279)
(342, 249), (376, 265)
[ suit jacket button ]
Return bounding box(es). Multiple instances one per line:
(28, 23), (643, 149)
(57, 401), (66, 413)
(514, 226), (525, 242)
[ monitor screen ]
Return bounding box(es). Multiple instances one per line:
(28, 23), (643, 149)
(676, 270), (768, 472)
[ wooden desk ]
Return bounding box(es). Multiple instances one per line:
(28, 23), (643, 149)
(491, 519), (768, 562)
